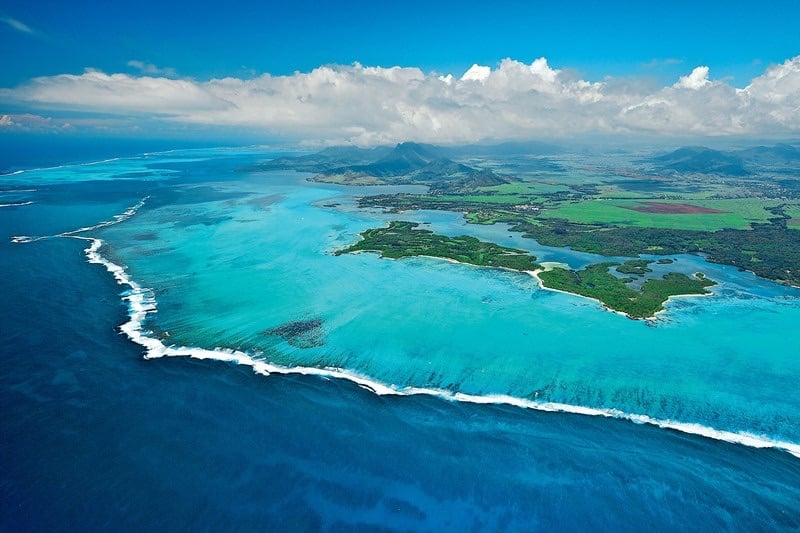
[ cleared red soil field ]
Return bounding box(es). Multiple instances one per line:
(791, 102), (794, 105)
(623, 202), (727, 214)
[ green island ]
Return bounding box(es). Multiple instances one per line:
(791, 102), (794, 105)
(335, 221), (539, 271)
(337, 222), (717, 319)
(615, 259), (654, 276)
(538, 264), (715, 319)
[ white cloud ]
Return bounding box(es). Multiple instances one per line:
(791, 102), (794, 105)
(460, 64), (491, 82)
(2, 56), (800, 144)
(127, 60), (178, 78)
(674, 66), (711, 90)
(1, 16), (33, 34)
(0, 114), (14, 126)
(4, 69), (231, 113)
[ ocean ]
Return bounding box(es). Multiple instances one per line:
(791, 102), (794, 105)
(2, 145), (799, 531)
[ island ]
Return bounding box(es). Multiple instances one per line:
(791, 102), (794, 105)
(262, 141), (800, 317)
(334, 221), (539, 271)
(263, 141), (800, 287)
(336, 221), (716, 319)
(537, 264), (715, 319)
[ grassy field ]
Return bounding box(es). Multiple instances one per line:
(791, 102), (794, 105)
(538, 199), (782, 231)
(784, 204), (800, 229)
(436, 194), (532, 205)
(480, 181), (570, 195)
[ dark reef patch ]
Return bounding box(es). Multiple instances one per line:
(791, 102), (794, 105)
(265, 318), (325, 348)
(132, 231), (159, 241)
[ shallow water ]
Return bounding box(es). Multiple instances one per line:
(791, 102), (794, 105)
(3, 146), (800, 529)
(80, 149), (800, 448)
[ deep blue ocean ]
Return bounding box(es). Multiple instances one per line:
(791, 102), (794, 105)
(1, 142), (799, 531)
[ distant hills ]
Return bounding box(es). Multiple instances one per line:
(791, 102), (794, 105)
(344, 142), (442, 177)
(649, 144), (800, 176)
(253, 145), (393, 173)
(251, 141), (519, 193)
(251, 140), (800, 185)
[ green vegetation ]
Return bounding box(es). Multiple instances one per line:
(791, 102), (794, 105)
(784, 205), (800, 230)
(359, 193), (800, 285)
(538, 264), (715, 319)
(481, 181), (569, 194)
(269, 141), (800, 289)
(515, 220), (800, 285)
(336, 221), (540, 271)
(537, 199), (781, 231)
(360, 194), (541, 222)
(338, 222), (717, 319)
(313, 173), (387, 185)
(616, 260), (653, 276)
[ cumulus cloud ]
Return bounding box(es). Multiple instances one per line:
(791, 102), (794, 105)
(1, 16), (33, 34)
(2, 56), (800, 144)
(461, 64), (492, 82)
(0, 114), (13, 126)
(674, 66), (711, 90)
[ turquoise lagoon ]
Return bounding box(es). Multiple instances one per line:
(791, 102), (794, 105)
(6, 146), (800, 453)
(20, 147), (789, 455)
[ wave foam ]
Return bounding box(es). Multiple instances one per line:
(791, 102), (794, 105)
(0, 201), (34, 208)
(10, 197), (148, 244)
(83, 237), (800, 460)
(0, 157), (124, 177)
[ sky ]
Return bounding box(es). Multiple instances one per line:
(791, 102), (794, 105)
(1, 0), (799, 146)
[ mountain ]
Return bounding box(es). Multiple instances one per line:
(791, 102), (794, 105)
(736, 144), (800, 168)
(409, 159), (512, 192)
(276, 142), (512, 192)
(650, 146), (749, 176)
(340, 142), (442, 177)
(247, 145), (393, 173)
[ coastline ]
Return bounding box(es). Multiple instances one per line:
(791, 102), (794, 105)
(651, 277), (716, 319)
(62, 220), (798, 460)
(526, 268), (634, 319)
(85, 236), (800, 459)
(528, 266), (715, 321)
(348, 247), (713, 321)
(10, 199), (797, 460)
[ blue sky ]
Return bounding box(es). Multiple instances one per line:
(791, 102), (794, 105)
(4, 0), (799, 84)
(1, 0), (799, 144)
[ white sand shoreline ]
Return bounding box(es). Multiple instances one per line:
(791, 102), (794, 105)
(348, 248), (713, 321)
(528, 267), (714, 321)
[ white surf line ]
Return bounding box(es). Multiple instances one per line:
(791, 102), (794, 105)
(0, 201), (34, 208)
(10, 196), (149, 244)
(82, 237), (800, 460)
(0, 157), (126, 177)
